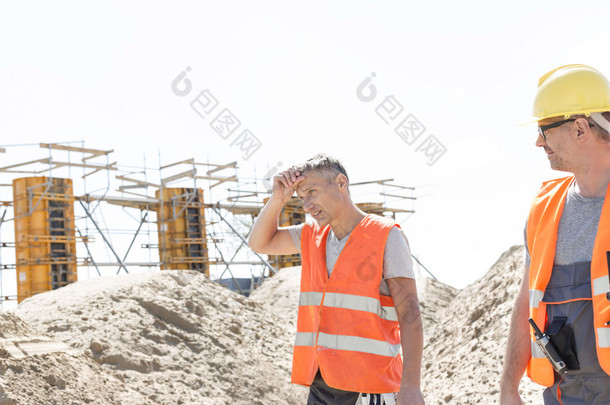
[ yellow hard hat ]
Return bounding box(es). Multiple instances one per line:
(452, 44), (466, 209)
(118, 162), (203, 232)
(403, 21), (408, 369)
(532, 64), (610, 122)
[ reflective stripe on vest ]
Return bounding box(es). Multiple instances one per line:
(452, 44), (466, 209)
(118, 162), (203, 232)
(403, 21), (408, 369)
(529, 289), (545, 309)
(295, 332), (316, 347)
(317, 332), (401, 357)
(291, 214), (403, 393)
(526, 176), (610, 387)
(531, 341), (546, 359)
(295, 331), (401, 358)
(299, 291), (398, 322)
(599, 328), (610, 348)
(593, 275), (610, 297)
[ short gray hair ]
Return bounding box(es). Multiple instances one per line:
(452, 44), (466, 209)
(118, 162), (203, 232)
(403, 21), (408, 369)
(294, 153), (349, 184)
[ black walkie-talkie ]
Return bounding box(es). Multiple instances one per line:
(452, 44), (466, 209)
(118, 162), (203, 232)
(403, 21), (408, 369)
(529, 318), (568, 375)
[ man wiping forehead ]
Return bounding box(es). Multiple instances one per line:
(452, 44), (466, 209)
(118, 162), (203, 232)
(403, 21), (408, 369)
(291, 160), (415, 297)
(248, 153), (425, 405)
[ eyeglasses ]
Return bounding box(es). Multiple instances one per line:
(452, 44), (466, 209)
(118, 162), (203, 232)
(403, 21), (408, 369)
(537, 118), (595, 141)
(538, 119), (575, 141)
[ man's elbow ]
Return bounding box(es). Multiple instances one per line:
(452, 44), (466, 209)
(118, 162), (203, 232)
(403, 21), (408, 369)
(247, 235), (259, 252)
(247, 236), (267, 254)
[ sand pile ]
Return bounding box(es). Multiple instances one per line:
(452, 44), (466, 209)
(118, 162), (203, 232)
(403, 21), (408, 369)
(421, 245), (544, 404)
(0, 312), (147, 405)
(13, 270), (307, 405)
(249, 266), (301, 331)
(7, 246), (547, 404)
(415, 277), (458, 344)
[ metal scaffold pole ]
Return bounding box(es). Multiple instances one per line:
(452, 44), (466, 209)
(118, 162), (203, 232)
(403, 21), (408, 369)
(78, 199), (129, 274)
(211, 205), (277, 276)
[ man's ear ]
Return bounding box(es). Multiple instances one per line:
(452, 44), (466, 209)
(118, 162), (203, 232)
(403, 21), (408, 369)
(575, 118), (591, 139)
(336, 173), (348, 190)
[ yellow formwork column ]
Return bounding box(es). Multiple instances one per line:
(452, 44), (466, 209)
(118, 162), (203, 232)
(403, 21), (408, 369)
(264, 196), (305, 272)
(156, 188), (208, 275)
(13, 177), (77, 303)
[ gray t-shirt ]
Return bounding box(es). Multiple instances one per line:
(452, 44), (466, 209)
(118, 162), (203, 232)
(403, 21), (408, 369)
(286, 220), (415, 296)
(525, 181), (610, 404)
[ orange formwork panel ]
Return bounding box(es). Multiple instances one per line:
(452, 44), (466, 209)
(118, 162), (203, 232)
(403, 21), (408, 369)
(13, 177), (77, 303)
(155, 188), (208, 275)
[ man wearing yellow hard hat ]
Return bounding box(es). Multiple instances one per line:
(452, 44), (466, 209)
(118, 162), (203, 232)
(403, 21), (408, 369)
(500, 64), (610, 404)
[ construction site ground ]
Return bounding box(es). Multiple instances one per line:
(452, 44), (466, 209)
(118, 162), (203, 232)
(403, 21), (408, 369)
(1, 246), (545, 404)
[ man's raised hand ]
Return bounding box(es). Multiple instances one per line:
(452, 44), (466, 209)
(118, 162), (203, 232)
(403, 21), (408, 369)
(272, 168), (305, 204)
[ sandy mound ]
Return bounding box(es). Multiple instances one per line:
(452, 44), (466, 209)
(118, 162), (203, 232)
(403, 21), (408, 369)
(415, 277), (458, 344)
(249, 266), (301, 329)
(0, 312), (146, 405)
(14, 270), (307, 405)
(421, 245), (544, 404)
(0, 311), (37, 340)
(7, 246), (547, 404)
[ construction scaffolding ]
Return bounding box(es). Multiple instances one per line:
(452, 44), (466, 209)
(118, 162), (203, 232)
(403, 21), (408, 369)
(0, 142), (417, 308)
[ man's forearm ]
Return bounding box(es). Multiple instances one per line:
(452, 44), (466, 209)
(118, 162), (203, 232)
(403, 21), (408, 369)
(500, 266), (531, 396)
(247, 196), (285, 251)
(399, 308), (423, 387)
(388, 278), (423, 388)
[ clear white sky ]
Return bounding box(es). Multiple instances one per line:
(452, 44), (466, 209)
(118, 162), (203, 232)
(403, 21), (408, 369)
(1, 1), (610, 294)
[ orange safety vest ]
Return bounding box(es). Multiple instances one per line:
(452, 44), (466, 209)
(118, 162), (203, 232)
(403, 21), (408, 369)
(291, 214), (403, 393)
(526, 176), (610, 386)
